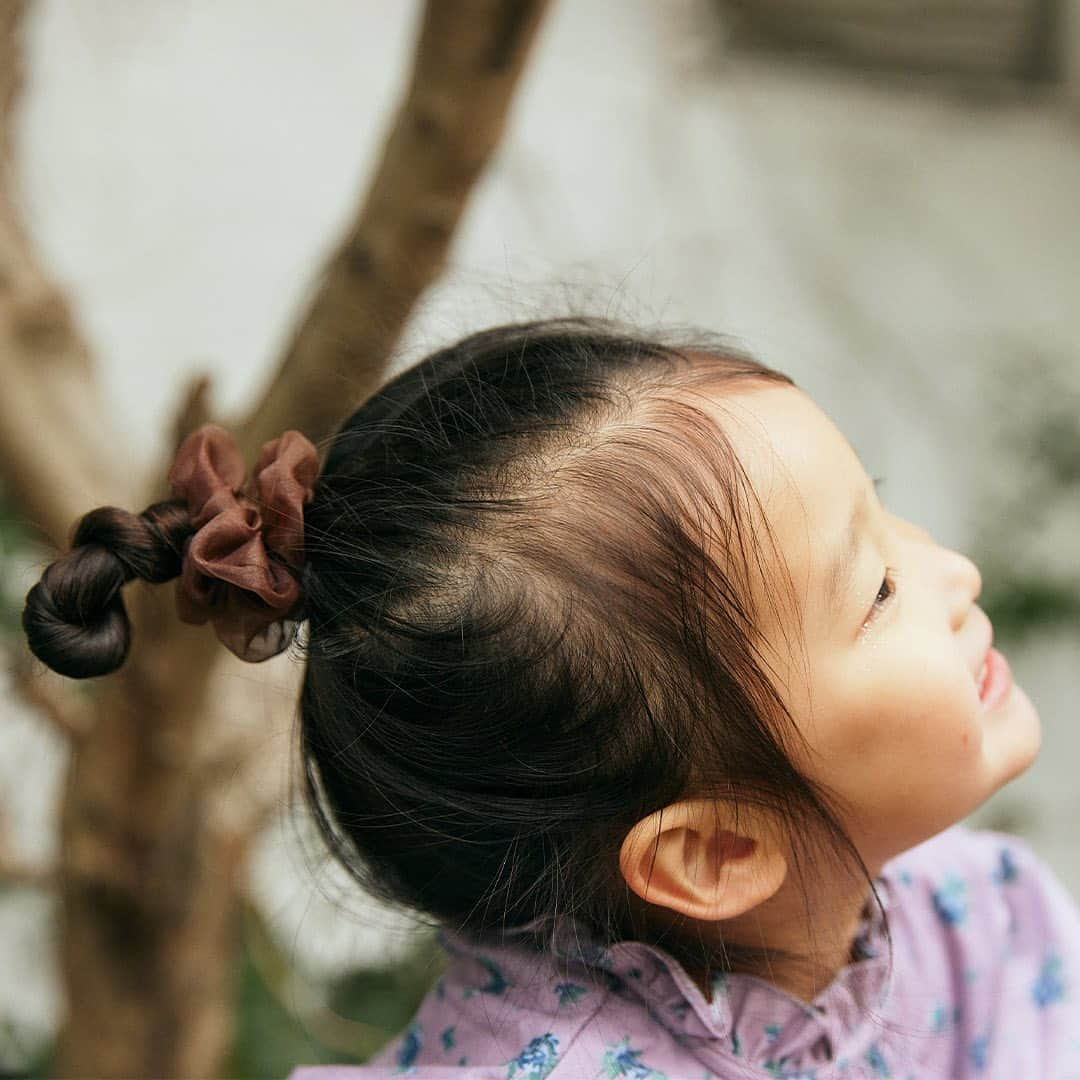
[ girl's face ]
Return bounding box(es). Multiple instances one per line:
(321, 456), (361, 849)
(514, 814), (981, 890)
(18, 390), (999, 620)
(707, 384), (1041, 872)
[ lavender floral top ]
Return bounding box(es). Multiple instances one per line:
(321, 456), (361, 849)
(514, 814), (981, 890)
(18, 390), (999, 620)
(288, 826), (1080, 1078)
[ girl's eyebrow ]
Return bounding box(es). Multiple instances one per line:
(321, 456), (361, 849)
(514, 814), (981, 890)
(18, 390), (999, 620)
(824, 483), (872, 621)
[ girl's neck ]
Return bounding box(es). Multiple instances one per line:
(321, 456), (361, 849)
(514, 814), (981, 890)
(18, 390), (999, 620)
(646, 874), (878, 1006)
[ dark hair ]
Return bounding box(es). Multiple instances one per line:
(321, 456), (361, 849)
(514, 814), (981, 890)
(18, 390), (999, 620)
(297, 316), (882, 984)
(20, 315), (882, 985)
(21, 502), (194, 680)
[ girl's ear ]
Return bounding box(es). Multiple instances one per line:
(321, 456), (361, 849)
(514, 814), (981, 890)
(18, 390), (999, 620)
(618, 798), (787, 922)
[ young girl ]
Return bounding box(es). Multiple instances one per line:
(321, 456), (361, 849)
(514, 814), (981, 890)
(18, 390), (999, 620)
(22, 318), (1080, 1078)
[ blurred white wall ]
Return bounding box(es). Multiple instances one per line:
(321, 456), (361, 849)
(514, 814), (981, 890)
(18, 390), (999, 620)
(3, 0), (1079, 1057)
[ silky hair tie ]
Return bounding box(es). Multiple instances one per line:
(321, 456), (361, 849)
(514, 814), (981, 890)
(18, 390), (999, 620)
(168, 423), (319, 662)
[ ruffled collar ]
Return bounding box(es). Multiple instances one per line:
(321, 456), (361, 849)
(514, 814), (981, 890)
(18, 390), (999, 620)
(439, 872), (896, 1076)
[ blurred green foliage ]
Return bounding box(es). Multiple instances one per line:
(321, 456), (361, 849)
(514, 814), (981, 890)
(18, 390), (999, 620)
(980, 567), (1080, 645)
(0, 1014), (52, 1079)
(228, 945), (364, 1079)
(972, 352), (1080, 647)
(0, 487), (34, 640)
(227, 902), (446, 1079)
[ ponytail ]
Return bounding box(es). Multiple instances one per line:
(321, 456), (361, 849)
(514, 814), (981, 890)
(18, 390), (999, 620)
(21, 500), (193, 679)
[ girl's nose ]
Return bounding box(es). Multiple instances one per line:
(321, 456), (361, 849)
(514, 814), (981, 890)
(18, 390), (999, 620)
(944, 548), (982, 631)
(887, 511), (982, 619)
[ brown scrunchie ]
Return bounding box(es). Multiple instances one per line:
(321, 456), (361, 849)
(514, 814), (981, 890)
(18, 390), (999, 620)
(168, 423), (319, 662)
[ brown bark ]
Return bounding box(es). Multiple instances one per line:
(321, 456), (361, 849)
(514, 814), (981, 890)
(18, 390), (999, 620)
(0, 1), (550, 1076)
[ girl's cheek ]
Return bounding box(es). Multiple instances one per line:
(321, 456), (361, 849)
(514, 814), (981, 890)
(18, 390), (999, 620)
(953, 712), (986, 763)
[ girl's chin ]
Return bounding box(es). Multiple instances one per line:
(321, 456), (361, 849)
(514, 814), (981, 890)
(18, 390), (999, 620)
(984, 682), (1042, 788)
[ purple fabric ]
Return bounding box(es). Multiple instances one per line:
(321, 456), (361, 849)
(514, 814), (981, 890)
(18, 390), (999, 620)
(288, 826), (1080, 1078)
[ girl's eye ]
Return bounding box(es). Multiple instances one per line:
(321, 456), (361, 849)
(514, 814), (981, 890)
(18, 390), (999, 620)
(864, 567), (897, 628)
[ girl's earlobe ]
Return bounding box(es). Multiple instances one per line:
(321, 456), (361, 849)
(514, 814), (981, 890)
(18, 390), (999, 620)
(618, 799), (788, 922)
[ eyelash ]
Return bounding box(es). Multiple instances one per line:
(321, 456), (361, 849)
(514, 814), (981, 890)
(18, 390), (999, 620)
(861, 475), (895, 629)
(865, 567), (898, 627)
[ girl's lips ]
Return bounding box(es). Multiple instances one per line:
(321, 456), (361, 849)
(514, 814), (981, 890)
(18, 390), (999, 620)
(978, 647), (1013, 708)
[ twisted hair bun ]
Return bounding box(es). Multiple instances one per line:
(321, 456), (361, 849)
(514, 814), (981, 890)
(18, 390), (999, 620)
(21, 501), (194, 679)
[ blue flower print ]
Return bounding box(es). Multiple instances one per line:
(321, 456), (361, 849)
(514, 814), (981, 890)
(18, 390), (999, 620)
(763, 1022), (782, 1044)
(394, 1021), (422, 1073)
(507, 1033), (560, 1079)
(601, 1036), (668, 1079)
(930, 1003), (949, 1034)
(932, 875), (968, 927)
(851, 929), (879, 960)
(1033, 954), (1066, 1008)
(553, 981), (588, 1007)
(969, 1032), (990, 1071)
(440, 1026), (456, 1051)
(992, 847), (1019, 885)
(864, 1042), (891, 1077)
(598, 968), (628, 995)
(463, 955), (511, 998)
(478, 956), (510, 994)
(764, 1062), (817, 1079)
(929, 1001), (963, 1034)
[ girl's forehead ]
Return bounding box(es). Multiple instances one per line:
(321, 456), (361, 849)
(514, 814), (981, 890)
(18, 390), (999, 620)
(695, 384), (865, 638)
(711, 385), (861, 527)
(715, 387), (853, 498)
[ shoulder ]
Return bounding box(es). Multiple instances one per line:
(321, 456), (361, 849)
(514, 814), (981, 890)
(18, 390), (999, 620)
(882, 829), (1080, 1072)
(885, 823), (1038, 894)
(296, 936), (701, 1079)
(883, 823), (1080, 991)
(884, 823), (1069, 915)
(288, 1067), (506, 1079)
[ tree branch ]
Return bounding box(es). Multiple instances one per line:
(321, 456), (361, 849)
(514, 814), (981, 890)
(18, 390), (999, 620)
(234, 0), (552, 458)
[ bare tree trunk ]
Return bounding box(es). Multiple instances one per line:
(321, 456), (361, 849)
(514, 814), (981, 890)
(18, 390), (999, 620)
(0, 1), (550, 1076)
(52, 613), (243, 1079)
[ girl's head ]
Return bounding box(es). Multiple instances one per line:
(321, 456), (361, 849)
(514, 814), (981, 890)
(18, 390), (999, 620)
(22, 316), (1041, 989)
(296, 316), (1039, 981)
